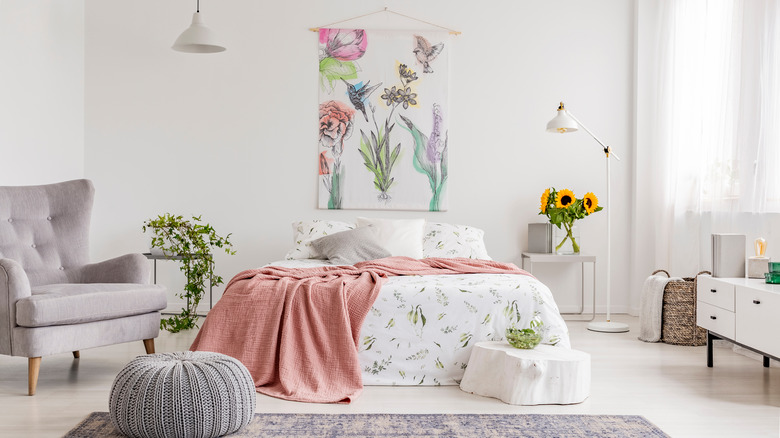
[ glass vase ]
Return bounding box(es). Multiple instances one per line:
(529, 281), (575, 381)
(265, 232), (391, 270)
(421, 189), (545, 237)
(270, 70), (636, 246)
(553, 225), (580, 255)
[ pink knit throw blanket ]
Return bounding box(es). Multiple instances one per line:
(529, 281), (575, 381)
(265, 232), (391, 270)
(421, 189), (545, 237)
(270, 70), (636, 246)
(190, 256), (529, 404)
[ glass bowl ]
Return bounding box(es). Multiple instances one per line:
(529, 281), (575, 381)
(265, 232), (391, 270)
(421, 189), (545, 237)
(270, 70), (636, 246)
(505, 327), (542, 349)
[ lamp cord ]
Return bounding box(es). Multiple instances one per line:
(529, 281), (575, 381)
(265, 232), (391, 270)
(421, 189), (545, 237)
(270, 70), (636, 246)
(196, 0), (200, 13)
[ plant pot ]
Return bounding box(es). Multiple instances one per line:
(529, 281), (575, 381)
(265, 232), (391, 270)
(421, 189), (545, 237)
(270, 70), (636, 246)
(150, 247), (165, 256)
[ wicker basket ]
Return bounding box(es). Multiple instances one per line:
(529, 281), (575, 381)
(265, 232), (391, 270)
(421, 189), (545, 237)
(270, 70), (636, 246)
(653, 269), (711, 346)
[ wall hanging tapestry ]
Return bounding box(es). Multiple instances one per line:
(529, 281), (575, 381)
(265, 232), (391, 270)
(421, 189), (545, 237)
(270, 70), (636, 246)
(318, 28), (450, 211)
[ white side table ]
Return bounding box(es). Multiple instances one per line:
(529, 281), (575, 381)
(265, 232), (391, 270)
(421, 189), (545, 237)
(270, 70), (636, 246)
(521, 252), (596, 321)
(143, 253), (213, 316)
(460, 341), (590, 405)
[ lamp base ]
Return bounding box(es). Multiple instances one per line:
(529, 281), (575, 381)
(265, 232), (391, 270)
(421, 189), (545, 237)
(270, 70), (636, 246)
(587, 321), (629, 333)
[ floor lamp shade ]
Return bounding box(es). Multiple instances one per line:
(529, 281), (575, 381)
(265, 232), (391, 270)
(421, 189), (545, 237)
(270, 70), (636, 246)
(546, 103), (579, 133)
(545, 101), (628, 334)
(172, 12), (226, 53)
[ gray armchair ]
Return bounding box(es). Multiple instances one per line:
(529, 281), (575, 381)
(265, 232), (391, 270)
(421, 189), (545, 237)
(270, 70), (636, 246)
(0, 179), (166, 395)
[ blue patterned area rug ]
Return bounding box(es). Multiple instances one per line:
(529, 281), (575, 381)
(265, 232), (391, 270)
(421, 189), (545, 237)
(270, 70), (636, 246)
(65, 412), (669, 437)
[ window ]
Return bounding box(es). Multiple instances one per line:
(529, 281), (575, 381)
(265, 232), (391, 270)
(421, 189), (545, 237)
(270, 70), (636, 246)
(665, 0), (780, 213)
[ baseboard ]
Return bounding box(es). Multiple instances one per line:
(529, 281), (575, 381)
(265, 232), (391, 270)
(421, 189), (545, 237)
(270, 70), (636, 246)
(557, 305), (631, 314)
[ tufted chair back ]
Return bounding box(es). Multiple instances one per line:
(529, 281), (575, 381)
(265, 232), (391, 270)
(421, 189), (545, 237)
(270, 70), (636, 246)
(0, 179), (93, 287)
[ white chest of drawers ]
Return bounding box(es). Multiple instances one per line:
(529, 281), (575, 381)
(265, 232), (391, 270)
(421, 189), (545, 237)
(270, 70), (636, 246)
(697, 276), (780, 367)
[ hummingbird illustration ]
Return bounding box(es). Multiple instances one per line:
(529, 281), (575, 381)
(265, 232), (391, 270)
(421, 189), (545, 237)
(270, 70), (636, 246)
(413, 35), (444, 74)
(342, 79), (382, 122)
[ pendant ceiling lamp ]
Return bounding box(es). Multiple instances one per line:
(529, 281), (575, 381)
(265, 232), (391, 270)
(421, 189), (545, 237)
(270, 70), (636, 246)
(172, 0), (225, 53)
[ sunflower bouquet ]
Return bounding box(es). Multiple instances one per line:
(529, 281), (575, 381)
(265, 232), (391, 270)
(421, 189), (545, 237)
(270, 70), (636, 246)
(539, 187), (603, 253)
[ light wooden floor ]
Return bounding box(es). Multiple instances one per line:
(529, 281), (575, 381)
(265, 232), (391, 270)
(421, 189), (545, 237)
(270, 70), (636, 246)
(1, 315), (778, 437)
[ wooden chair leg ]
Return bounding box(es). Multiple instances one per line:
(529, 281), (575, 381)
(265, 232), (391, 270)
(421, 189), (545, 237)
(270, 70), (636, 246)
(72, 351), (80, 359)
(28, 357), (41, 396)
(143, 339), (155, 354)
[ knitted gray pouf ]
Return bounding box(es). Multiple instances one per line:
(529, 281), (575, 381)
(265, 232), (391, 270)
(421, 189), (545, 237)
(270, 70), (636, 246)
(109, 351), (256, 438)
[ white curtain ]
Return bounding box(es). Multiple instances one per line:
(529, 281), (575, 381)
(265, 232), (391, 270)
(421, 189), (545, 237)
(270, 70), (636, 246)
(632, 0), (780, 313)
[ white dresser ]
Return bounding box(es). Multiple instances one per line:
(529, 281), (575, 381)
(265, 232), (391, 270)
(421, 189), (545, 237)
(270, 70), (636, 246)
(697, 276), (780, 367)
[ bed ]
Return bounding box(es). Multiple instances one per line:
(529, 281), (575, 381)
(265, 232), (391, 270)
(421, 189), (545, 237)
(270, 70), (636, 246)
(191, 218), (570, 402)
(277, 218), (568, 386)
(269, 258), (570, 386)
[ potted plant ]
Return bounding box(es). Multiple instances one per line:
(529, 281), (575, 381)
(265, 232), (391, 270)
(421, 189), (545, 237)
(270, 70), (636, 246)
(142, 214), (235, 333)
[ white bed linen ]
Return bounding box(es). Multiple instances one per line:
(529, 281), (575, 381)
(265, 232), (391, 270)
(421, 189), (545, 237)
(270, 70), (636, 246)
(266, 259), (570, 386)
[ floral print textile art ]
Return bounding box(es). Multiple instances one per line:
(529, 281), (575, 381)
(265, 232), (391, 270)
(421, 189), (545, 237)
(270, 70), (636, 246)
(318, 29), (450, 211)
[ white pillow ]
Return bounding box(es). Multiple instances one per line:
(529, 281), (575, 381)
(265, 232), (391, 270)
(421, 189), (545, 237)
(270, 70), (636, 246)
(285, 220), (355, 260)
(422, 222), (492, 260)
(355, 217), (425, 259)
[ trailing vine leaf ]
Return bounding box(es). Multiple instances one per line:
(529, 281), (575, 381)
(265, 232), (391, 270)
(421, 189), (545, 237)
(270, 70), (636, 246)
(142, 214), (235, 333)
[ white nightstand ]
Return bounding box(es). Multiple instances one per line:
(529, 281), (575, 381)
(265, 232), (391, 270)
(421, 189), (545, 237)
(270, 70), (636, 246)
(521, 252), (596, 321)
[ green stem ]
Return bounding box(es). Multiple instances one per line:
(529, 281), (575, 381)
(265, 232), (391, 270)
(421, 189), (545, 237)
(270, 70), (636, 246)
(566, 221), (580, 253)
(554, 232), (569, 252)
(429, 188), (440, 212)
(329, 160), (342, 209)
(555, 222), (580, 253)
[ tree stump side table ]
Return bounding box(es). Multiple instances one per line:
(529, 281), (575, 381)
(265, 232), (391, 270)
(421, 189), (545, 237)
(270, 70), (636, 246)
(459, 341), (590, 405)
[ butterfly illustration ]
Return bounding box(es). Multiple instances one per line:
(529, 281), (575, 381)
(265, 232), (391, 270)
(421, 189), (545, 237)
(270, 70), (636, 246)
(342, 79), (382, 122)
(413, 35), (444, 74)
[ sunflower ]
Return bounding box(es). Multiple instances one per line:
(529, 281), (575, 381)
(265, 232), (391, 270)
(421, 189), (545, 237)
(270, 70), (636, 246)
(583, 192), (599, 214)
(540, 188), (551, 213)
(556, 189), (575, 208)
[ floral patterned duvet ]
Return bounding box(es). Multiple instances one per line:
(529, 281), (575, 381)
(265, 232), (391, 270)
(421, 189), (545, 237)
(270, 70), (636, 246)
(267, 259), (570, 386)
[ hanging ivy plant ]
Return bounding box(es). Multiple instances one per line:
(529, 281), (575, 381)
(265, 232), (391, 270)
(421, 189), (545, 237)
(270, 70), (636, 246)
(142, 214), (235, 333)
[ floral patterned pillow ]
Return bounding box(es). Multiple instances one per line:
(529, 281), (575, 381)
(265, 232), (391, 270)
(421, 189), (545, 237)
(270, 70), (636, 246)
(422, 222), (492, 260)
(285, 220), (355, 260)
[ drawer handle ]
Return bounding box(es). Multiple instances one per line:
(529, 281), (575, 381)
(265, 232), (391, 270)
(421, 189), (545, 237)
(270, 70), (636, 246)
(710, 315), (717, 320)
(710, 289), (717, 293)
(753, 299), (761, 305)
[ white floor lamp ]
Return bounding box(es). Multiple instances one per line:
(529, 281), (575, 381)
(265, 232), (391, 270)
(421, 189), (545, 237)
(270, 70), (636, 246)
(546, 102), (629, 333)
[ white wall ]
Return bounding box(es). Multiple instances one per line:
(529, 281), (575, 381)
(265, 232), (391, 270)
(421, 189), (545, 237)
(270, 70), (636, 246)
(0, 1), (84, 185)
(84, 0), (635, 313)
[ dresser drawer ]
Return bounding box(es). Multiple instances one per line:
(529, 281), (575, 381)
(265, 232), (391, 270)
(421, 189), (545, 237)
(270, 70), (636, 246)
(697, 277), (735, 311)
(696, 300), (735, 339)
(735, 287), (780, 358)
